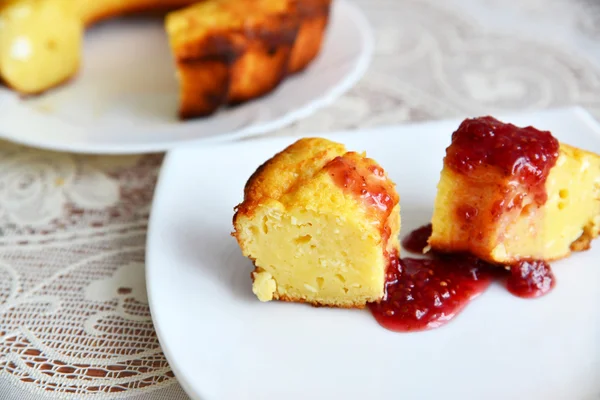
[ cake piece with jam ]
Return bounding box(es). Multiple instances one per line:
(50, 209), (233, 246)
(232, 138), (400, 308)
(429, 116), (600, 264)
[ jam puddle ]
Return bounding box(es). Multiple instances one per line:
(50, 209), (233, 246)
(401, 223), (433, 254)
(507, 260), (555, 298)
(369, 255), (495, 332)
(369, 224), (556, 333)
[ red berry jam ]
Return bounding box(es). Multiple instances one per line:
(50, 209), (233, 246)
(401, 224), (432, 254)
(445, 116), (560, 188)
(506, 260), (555, 298)
(372, 226), (558, 333)
(369, 255), (495, 332)
(325, 155), (397, 214)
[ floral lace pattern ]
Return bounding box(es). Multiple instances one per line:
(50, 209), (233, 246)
(1, 0), (600, 398)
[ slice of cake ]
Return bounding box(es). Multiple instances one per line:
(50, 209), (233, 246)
(166, 0), (301, 119)
(232, 138), (401, 308)
(288, 0), (331, 74)
(429, 116), (600, 264)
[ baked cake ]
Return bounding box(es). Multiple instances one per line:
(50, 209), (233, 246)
(166, 0), (299, 118)
(287, 0), (331, 74)
(0, 0), (83, 94)
(166, 0), (331, 118)
(0, 0), (331, 119)
(429, 116), (600, 264)
(232, 138), (401, 308)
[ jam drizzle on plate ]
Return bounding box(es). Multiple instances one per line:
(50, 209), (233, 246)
(370, 224), (556, 333)
(369, 254), (495, 332)
(401, 223), (432, 254)
(507, 260), (555, 298)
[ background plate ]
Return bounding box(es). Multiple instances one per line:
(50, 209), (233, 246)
(0, 0), (372, 154)
(147, 107), (600, 400)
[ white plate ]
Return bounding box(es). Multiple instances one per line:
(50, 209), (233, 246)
(146, 107), (600, 400)
(0, 0), (372, 155)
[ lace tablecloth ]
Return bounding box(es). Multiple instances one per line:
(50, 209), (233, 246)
(1, 0), (600, 399)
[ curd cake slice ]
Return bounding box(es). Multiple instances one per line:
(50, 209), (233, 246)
(429, 116), (600, 264)
(287, 0), (331, 74)
(232, 138), (400, 308)
(165, 0), (300, 119)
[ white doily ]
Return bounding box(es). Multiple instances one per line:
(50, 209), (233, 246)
(1, 0), (600, 398)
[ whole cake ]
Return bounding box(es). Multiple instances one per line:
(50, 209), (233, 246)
(0, 0), (331, 119)
(428, 116), (600, 264)
(232, 137), (401, 308)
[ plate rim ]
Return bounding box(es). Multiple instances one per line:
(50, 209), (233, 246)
(0, 0), (374, 155)
(145, 105), (600, 400)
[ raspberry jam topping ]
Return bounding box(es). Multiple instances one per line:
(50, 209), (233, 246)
(401, 223), (432, 254)
(369, 255), (495, 332)
(506, 260), (555, 298)
(445, 116), (560, 187)
(326, 154), (397, 214)
(326, 154), (398, 244)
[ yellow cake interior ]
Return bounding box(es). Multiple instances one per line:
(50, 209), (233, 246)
(233, 138), (400, 308)
(430, 142), (600, 264)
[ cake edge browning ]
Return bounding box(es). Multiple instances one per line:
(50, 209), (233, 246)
(288, 0), (332, 74)
(227, 9), (300, 105)
(233, 137), (347, 221)
(168, 1), (302, 119)
(570, 218), (600, 251)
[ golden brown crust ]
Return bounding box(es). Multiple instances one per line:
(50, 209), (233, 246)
(288, 0), (331, 73)
(570, 233), (592, 252)
(570, 218), (600, 252)
(176, 57), (232, 119)
(234, 137), (346, 222)
(167, 0), (334, 119)
(272, 293), (368, 309)
(227, 28), (297, 105)
(170, 1), (302, 118)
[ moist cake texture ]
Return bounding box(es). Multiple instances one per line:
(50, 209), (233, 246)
(429, 116), (600, 264)
(232, 137), (401, 308)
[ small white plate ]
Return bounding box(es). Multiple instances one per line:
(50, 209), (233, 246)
(0, 0), (372, 154)
(147, 107), (600, 400)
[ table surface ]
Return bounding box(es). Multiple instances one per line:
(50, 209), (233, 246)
(1, 0), (600, 399)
